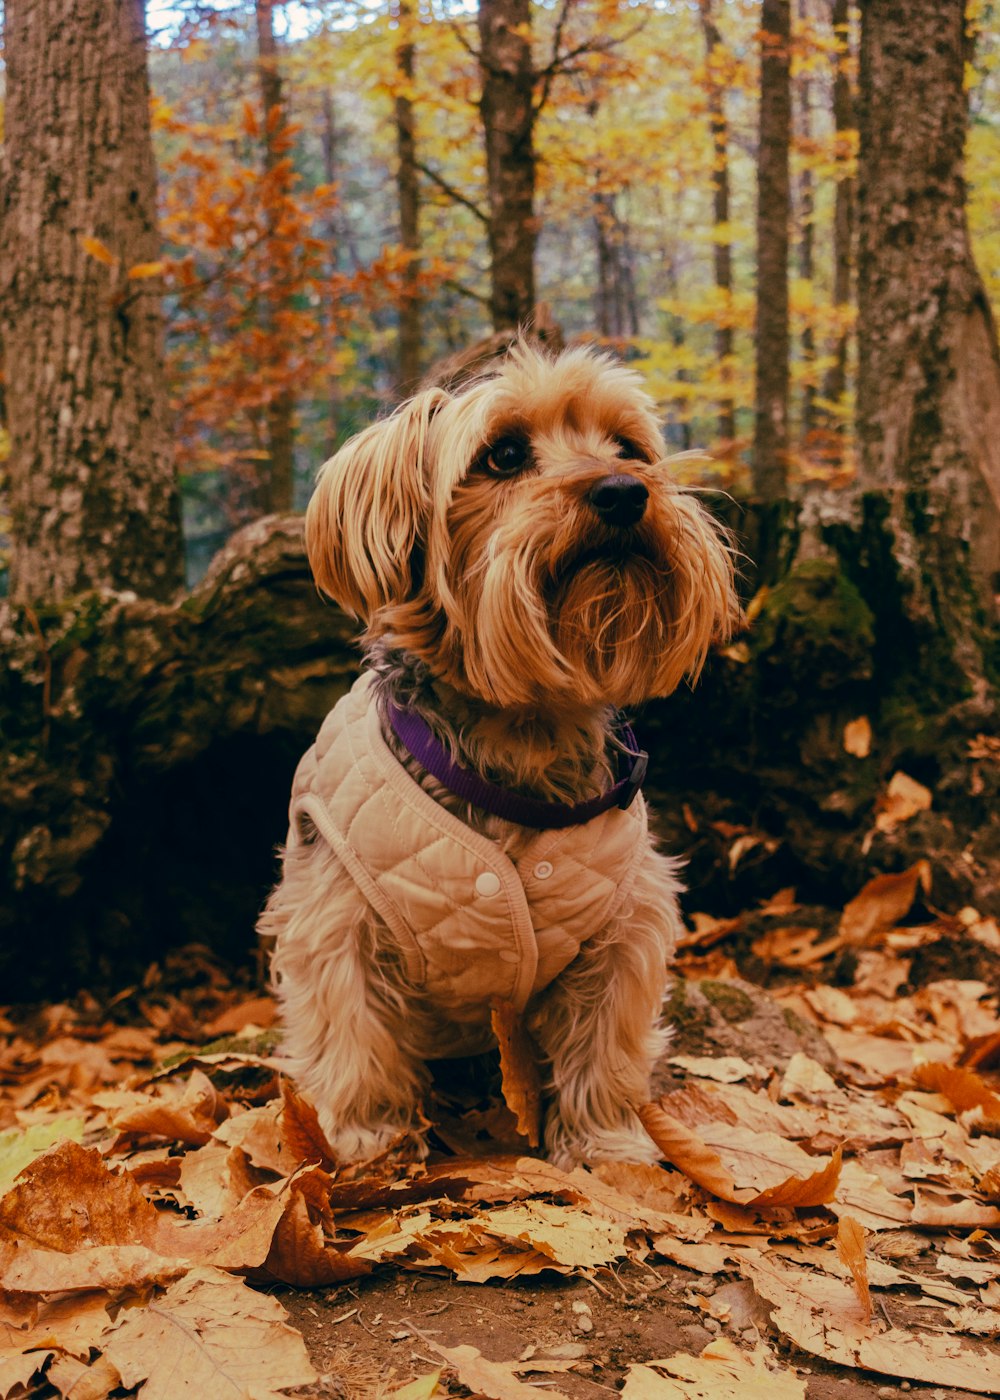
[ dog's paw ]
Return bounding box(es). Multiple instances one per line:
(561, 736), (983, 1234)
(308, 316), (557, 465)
(322, 1119), (428, 1166)
(545, 1119), (661, 1169)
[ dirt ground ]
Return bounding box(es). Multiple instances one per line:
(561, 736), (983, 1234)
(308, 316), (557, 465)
(278, 1262), (991, 1399)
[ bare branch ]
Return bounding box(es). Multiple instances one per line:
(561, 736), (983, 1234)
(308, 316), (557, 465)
(415, 160), (490, 225)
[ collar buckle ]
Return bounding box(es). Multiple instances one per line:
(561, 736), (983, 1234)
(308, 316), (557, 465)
(618, 750), (648, 810)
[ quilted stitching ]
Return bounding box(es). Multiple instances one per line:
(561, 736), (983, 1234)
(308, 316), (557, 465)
(287, 676), (646, 1025)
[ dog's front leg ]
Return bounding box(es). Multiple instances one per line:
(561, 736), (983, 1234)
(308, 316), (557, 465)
(263, 840), (429, 1162)
(527, 851), (683, 1167)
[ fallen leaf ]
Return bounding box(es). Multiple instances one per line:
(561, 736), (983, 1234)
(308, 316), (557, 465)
(490, 1004), (542, 1149)
(843, 717), (872, 758)
(874, 772), (932, 832)
(912, 1063), (1000, 1132)
(835, 1215), (872, 1322)
(621, 1337), (806, 1398)
(839, 863), (931, 944)
(279, 1080), (338, 1170)
(101, 1266), (315, 1400)
(417, 1339), (571, 1399)
(741, 1251), (1000, 1390)
(392, 1371), (444, 1399)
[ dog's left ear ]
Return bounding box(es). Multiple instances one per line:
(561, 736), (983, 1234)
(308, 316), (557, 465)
(305, 388), (449, 619)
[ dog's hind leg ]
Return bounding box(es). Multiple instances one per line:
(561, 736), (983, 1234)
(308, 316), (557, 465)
(262, 838), (429, 1162)
(527, 850), (683, 1167)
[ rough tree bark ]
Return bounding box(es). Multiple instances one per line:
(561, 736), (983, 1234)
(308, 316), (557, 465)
(255, 0), (296, 514)
(478, 0), (537, 331)
(395, 1), (422, 396)
(797, 0), (816, 438)
(754, 0), (792, 497)
(857, 0), (1000, 630)
(0, 0), (184, 604)
(320, 91), (342, 457)
(821, 0), (855, 412)
(698, 0), (736, 444)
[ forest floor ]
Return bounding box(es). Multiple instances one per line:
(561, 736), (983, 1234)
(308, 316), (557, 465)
(2, 862), (1000, 1400)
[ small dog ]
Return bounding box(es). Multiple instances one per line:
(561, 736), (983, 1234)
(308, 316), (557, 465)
(262, 342), (738, 1167)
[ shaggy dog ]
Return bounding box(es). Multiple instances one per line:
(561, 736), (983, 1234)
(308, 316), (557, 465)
(262, 342), (738, 1166)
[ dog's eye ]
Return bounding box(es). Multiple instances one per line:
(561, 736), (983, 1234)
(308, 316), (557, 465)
(615, 436), (647, 462)
(484, 436), (531, 477)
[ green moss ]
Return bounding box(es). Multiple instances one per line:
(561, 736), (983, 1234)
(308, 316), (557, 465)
(664, 980), (711, 1048)
(700, 980), (754, 1023)
(781, 1006), (811, 1038)
(753, 559), (875, 692)
(160, 1029), (281, 1068)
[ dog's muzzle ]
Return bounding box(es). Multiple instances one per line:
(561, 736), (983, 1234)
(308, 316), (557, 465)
(587, 474), (648, 529)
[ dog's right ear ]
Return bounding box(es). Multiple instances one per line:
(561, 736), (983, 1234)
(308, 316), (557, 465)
(305, 388), (449, 620)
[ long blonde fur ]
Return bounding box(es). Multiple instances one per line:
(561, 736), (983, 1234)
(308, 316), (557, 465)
(266, 341), (739, 1166)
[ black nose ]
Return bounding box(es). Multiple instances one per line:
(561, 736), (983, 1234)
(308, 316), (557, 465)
(587, 473), (649, 528)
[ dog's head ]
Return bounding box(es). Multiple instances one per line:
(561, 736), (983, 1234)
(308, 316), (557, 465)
(306, 343), (739, 709)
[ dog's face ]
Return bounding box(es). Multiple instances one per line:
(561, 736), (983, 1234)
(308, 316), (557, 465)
(306, 344), (738, 709)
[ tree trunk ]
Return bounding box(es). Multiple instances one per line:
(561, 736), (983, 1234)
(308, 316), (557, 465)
(2, 499), (996, 1000)
(797, 0), (816, 438)
(857, 0), (1000, 627)
(754, 0), (792, 497)
(478, 0), (537, 332)
(698, 0), (736, 444)
(0, 0), (183, 604)
(395, 2), (422, 397)
(821, 0), (855, 412)
(320, 91), (341, 457)
(255, 0), (296, 514)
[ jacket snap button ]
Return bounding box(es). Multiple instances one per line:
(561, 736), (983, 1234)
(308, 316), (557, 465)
(475, 871), (502, 898)
(534, 861), (554, 880)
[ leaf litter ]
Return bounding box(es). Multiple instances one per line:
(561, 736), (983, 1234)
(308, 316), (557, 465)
(0, 867), (998, 1397)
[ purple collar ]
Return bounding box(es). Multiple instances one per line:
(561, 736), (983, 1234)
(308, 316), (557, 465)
(386, 702), (648, 830)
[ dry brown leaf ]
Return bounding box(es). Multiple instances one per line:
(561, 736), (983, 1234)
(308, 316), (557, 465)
(839, 862), (931, 945)
(637, 1101), (739, 1198)
(0, 1348), (52, 1396)
(101, 1266), (315, 1400)
(418, 1338), (571, 1399)
(279, 1079), (339, 1170)
(111, 1070), (229, 1147)
(676, 914), (743, 951)
(913, 1062), (1000, 1131)
(874, 771), (932, 832)
(638, 1103), (841, 1207)
(751, 926), (842, 968)
(0, 1293), (110, 1361)
(204, 997), (276, 1036)
(49, 1352), (121, 1400)
(621, 1338), (806, 1399)
(835, 1215), (872, 1322)
(490, 1004), (542, 1148)
(741, 1251), (1000, 1390)
(843, 717), (873, 758)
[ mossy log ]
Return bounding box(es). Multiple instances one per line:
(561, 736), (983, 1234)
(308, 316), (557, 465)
(0, 494), (997, 998)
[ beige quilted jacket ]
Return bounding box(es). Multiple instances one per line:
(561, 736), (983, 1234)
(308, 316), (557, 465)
(288, 675), (648, 1026)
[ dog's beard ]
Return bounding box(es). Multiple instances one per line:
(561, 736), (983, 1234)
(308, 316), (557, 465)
(452, 493), (727, 710)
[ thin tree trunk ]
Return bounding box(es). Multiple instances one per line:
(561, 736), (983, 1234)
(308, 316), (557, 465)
(754, 0), (792, 497)
(478, 0), (536, 331)
(698, 0), (736, 443)
(0, 0), (183, 604)
(320, 90), (341, 458)
(821, 0), (855, 411)
(395, 2), (422, 396)
(797, 0), (816, 437)
(857, 0), (1000, 626)
(255, 0), (295, 514)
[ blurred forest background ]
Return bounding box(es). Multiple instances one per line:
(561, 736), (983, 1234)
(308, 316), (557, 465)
(0, 0), (999, 995)
(1, 0), (998, 577)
